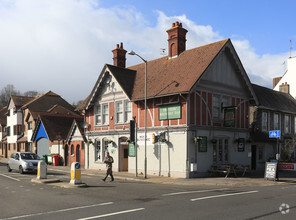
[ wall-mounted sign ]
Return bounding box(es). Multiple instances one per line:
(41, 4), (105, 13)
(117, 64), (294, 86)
(238, 138), (245, 152)
(224, 107), (236, 127)
(198, 136), (207, 152)
(159, 103), (181, 120)
(128, 143), (135, 157)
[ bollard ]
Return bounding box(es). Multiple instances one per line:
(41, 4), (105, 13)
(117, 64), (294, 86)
(37, 161), (47, 179)
(70, 162), (82, 184)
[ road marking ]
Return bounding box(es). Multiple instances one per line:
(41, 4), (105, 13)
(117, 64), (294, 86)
(1, 202), (114, 220)
(0, 174), (20, 181)
(77, 208), (145, 220)
(162, 188), (229, 196)
(190, 190), (258, 201)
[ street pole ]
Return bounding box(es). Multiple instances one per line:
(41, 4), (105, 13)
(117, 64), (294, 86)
(128, 50), (148, 179)
(144, 60), (147, 179)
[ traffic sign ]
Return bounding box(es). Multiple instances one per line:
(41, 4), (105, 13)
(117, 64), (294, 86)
(269, 130), (280, 138)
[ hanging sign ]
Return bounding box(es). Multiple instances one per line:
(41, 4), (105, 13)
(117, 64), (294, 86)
(224, 107), (236, 127)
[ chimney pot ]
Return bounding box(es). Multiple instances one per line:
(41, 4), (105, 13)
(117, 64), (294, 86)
(112, 42), (127, 68)
(167, 21), (188, 58)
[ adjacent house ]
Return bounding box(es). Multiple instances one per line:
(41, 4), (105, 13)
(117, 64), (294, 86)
(81, 22), (257, 178)
(1, 91), (80, 159)
(273, 56), (296, 98)
(250, 83), (296, 170)
(0, 107), (7, 157)
(6, 95), (34, 157)
(31, 113), (83, 163)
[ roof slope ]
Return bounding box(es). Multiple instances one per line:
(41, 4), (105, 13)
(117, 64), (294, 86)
(106, 64), (136, 99)
(11, 96), (35, 108)
(21, 91), (76, 119)
(128, 39), (229, 100)
(0, 106), (7, 125)
(252, 84), (296, 113)
(39, 114), (83, 140)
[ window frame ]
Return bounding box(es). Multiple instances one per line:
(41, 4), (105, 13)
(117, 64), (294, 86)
(274, 113), (279, 130)
(284, 114), (291, 134)
(262, 111), (268, 132)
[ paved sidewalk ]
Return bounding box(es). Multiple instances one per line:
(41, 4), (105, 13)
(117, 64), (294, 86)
(1, 156), (296, 187)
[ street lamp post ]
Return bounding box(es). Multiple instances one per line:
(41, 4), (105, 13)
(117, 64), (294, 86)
(128, 50), (147, 179)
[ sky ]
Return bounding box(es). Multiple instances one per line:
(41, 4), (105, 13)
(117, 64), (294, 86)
(0, 0), (296, 104)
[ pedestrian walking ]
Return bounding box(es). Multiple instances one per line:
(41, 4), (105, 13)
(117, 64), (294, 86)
(102, 152), (114, 182)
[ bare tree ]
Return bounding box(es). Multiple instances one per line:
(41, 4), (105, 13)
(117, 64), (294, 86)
(23, 90), (40, 97)
(0, 84), (20, 107)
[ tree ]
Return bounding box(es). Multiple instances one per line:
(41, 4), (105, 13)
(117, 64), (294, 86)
(23, 90), (40, 97)
(0, 84), (20, 107)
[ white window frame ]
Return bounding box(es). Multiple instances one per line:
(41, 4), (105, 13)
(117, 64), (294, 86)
(115, 101), (124, 123)
(262, 112), (268, 132)
(94, 103), (109, 125)
(124, 100), (132, 122)
(102, 104), (109, 125)
(115, 100), (132, 124)
(94, 105), (101, 125)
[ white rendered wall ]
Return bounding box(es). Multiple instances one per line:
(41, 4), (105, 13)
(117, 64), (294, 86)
(274, 57), (296, 98)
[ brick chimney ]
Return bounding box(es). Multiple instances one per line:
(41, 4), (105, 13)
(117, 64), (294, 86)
(273, 76), (282, 88)
(279, 82), (290, 94)
(112, 42), (127, 68)
(166, 22), (188, 58)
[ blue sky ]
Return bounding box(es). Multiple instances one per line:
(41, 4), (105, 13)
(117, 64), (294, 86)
(0, 0), (295, 103)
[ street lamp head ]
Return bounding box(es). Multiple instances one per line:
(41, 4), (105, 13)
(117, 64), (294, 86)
(128, 50), (136, 55)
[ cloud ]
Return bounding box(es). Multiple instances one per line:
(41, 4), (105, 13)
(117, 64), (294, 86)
(0, 0), (288, 104)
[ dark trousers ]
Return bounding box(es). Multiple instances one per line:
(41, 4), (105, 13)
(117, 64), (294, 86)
(103, 167), (114, 181)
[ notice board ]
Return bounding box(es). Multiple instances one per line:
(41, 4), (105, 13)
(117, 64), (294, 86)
(264, 162), (278, 181)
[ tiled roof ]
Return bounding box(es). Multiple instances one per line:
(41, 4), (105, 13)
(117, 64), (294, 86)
(0, 106), (7, 125)
(22, 91), (76, 119)
(106, 64), (136, 99)
(39, 114), (83, 140)
(128, 39), (229, 100)
(252, 84), (296, 113)
(75, 95), (90, 111)
(11, 95), (35, 108)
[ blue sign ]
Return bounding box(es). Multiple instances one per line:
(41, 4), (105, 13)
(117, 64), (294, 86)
(75, 163), (80, 169)
(269, 130), (280, 138)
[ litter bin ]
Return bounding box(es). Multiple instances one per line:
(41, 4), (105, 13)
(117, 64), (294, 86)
(47, 154), (53, 165)
(52, 155), (60, 166)
(42, 155), (48, 164)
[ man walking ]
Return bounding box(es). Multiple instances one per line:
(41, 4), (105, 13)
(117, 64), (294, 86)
(102, 152), (114, 182)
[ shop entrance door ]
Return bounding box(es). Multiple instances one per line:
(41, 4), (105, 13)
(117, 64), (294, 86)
(120, 144), (128, 171)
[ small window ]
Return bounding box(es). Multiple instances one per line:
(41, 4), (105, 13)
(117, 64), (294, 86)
(124, 101), (132, 122)
(28, 122), (32, 130)
(116, 102), (123, 123)
(102, 104), (109, 124)
(95, 105), (101, 125)
(285, 115), (291, 134)
(262, 112), (268, 131)
(71, 145), (74, 155)
(274, 113), (279, 130)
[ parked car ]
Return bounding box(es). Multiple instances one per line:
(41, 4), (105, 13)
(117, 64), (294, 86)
(7, 152), (42, 174)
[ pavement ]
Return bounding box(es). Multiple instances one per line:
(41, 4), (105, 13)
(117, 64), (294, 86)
(1, 156), (296, 188)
